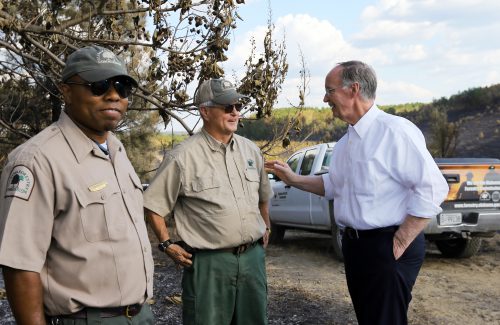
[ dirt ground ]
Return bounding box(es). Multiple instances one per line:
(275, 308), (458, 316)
(1, 231), (499, 325)
(263, 231), (500, 325)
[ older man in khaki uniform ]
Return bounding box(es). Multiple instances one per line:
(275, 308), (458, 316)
(145, 78), (273, 325)
(0, 45), (154, 324)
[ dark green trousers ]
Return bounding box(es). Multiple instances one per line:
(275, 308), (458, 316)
(182, 243), (268, 325)
(47, 303), (154, 325)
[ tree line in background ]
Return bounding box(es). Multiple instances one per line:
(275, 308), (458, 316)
(238, 83), (500, 159)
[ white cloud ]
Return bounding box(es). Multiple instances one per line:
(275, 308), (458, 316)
(275, 75), (328, 109)
(363, 0), (500, 22)
(228, 14), (354, 68)
(378, 79), (435, 105)
(361, 5), (380, 20)
(394, 44), (428, 62)
(485, 71), (500, 86)
(225, 12), (442, 108)
(227, 24), (269, 71)
(354, 20), (440, 44)
(361, 0), (415, 19)
(222, 0), (500, 112)
(274, 14), (351, 64)
(226, 14), (357, 107)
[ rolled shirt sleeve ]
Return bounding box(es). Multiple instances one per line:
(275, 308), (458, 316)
(143, 153), (181, 218)
(391, 126), (449, 219)
(258, 155), (274, 202)
(322, 172), (335, 201)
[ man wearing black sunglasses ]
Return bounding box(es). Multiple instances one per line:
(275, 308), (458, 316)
(0, 45), (154, 324)
(144, 79), (273, 325)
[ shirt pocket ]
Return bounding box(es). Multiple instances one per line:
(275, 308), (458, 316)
(75, 187), (118, 242)
(245, 169), (261, 203)
(191, 176), (221, 193)
(352, 160), (376, 203)
(188, 176), (224, 214)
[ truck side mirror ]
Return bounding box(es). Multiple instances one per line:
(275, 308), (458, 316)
(268, 173), (281, 182)
(314, 166), (330, 175)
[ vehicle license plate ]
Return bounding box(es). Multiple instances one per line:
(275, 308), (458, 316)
(439, 213), (462, 226)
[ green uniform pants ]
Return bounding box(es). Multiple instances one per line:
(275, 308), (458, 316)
(47, 303), (154, 325)
(182, 243), (268, 325)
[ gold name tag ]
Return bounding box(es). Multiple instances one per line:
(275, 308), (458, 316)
(88, 181), (108, 192)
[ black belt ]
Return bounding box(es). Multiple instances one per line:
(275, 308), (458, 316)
(219, 238), (263, 255)
(179, 238), (263, 255)
(343, 226), (399, 240)
(47, 304), (142, 321)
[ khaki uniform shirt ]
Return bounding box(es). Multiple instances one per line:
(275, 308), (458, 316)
(0, 112), (154, 315)
(144, 129), (273, 249)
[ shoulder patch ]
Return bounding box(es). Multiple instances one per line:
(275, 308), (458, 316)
(247, 159), (256, 169)
(5, 165), (35, 200)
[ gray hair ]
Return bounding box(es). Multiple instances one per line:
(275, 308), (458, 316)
(199, 100), (215, 108)
(338, 61), (377, 101)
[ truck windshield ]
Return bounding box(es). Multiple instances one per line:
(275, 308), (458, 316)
(300, 148), (319, 175)
(321, 149), (333, 169)
(287, 152), (302, 174)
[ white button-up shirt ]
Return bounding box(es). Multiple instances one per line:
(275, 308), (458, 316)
(322, 105), (449, 230)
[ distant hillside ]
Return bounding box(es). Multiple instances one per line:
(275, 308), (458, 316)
(398, 84), (500, 158)
(238, 84), (500, 159)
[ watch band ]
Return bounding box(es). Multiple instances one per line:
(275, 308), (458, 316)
(158, 239), (173, 252)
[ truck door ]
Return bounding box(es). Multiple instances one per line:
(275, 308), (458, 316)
(271, 148), (319, 225)
(311, 147), (333, 227)
(270, 151), (305, 223)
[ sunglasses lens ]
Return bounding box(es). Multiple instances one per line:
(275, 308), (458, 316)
(113, 80), (133, 98)
(224, 103), (243, 113)
(89, 79), (133, 98)
(89, 80), (111, 96)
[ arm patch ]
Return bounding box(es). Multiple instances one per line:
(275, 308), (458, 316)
(5, 165), (35, 201)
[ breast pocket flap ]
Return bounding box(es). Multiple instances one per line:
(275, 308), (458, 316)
(191, 177), (221, 192)
(245, 169), (260, 182)
(75, 188), (106, 208)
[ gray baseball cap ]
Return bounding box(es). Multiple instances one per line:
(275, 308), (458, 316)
(61, 45), (138, 86)
(194, 79), (247, 105)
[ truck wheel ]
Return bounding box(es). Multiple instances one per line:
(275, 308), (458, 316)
(435, 237), (482, 258)
(269, 223), (285, 244)
(331, 223), (344, 261)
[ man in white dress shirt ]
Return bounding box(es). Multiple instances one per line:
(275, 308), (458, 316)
(266, 60), (449, 325)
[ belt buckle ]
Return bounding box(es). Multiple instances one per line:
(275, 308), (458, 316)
(234, 243), (248, 255)
(125, 305), (132, 319)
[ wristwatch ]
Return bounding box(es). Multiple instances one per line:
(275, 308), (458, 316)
(158, 239), (173, 252)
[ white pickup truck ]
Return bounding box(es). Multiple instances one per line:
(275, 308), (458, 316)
(268, 143), (500, 260)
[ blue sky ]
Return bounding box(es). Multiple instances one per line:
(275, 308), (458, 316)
(221, 0), (500, 108)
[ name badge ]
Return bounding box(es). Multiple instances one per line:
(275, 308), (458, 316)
(88, 181), (107, 192)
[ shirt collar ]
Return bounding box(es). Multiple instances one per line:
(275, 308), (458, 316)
(57, 111), (117, 163)
(201, 128), (235, 152)
(352, 104), (381, 139)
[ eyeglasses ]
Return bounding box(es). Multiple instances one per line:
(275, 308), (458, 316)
(65, 77), (134, 99)
(325, 86), (340, 96)
(208, 103), (244, 114)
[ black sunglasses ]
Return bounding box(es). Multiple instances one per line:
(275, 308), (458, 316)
(209, 103), (243, 113)
(65, 77), (134, 98)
